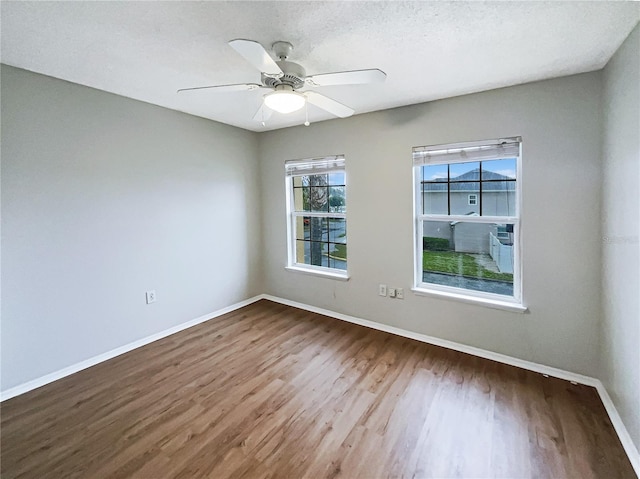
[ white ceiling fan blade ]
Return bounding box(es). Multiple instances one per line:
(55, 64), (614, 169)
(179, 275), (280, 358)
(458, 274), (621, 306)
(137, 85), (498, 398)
(306, 68), (386, 87)
(305, 91), (354, 118)
(177, 83), (262, 94)
(228, 39), (283, 76)
(252, 104), (273, 123)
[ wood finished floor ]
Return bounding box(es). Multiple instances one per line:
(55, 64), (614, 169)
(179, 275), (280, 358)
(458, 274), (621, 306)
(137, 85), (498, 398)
(1, 300), (634, 479)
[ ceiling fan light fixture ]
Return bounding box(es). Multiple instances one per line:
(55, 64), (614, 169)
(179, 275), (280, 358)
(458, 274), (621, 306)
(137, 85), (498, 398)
(264, 86), (306, 114)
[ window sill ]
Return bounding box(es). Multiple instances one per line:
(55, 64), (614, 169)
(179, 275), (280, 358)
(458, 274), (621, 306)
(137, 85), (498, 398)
(285, 266), (350, 281)
(411, 287), (528, 313)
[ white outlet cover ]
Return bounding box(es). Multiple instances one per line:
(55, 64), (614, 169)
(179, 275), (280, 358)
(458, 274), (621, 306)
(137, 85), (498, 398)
(146, 290), (156, 304)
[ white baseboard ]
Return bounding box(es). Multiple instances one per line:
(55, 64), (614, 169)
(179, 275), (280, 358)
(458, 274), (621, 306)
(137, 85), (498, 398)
(260, 294), (599, 384)
(595, 382), (640, 476)
(260, 294), (640, 477)
(0, 295), (264, 402)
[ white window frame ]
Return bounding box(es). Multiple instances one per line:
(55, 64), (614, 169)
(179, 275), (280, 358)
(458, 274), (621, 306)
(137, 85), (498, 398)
(285, 155), (348, 280)
(468, 194), (478, 206)
(412, 137), (525, 312)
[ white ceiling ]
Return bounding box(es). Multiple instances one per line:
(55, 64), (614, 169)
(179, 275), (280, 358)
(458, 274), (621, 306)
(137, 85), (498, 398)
(2, 1), (638, 132)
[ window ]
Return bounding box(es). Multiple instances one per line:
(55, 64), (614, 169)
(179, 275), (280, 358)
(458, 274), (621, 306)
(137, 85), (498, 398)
(413, 138), (523, 308)
(285, 156), (347, 278)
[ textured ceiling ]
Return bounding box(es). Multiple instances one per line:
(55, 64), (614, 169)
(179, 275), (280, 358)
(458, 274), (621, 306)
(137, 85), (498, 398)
(2, 1), (638, 132)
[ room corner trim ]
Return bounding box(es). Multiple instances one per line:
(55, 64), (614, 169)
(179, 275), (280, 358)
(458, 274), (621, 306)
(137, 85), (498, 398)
(594, 382), (640, 476)
(260, 294), (639, 476)
(0, 294), (265, 402)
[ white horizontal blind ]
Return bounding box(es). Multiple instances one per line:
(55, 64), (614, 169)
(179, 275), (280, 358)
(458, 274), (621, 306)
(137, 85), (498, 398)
(285, 155), (345, 176)
(413, 137), (521, 165)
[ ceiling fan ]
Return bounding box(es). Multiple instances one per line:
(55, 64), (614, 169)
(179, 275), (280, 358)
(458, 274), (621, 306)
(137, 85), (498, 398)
(178, 39), (386, 126)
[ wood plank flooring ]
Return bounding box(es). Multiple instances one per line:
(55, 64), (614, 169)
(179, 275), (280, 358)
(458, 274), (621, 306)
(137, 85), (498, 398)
(1, 300), (635, 478)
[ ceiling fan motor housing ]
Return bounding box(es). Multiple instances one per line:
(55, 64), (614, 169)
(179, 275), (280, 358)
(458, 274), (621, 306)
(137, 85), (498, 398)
(262, 60), (306, 90)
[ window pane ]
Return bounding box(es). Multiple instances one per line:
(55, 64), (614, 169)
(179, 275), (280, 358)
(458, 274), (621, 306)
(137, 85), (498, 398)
(329, 243), (347, 270)
(309, 217), (327, 242)
(482, 158), (516, 180)
(309, 241), (325, 267)
(481, 183), (516, 216)
(308, 174), (327, 186)
(328, 186), (346, 213)
(293, 187), (309, 211)
(296, 216), (310, 240)
(422, 183), (448, 215)
(295, 240), (308, 264)
(421, 163), (447, 216)
(422, 164), (447, 182)
(309, 187), (328, 212)
(450, 162), (480, 181)
(422, 220), (453, 251)
(422, 220), (514, 296)
(294, 219), (347, 270)
(328, 172), (345, 186)
(296, 240), (327, 267)
(329, 218), (346, 243)
(450, 182), (479, 215)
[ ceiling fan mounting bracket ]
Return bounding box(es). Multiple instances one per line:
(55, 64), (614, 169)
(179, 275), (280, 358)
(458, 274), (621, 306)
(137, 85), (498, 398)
(262, 60), (306, 90)
(272, 41), (293, 61)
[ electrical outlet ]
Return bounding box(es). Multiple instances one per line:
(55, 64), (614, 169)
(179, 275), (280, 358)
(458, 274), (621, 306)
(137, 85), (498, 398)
(396, 288), (404, 299)
(379, 284), (387, 297)
(146, 290), (156, 304)
(389, 288), (396, 298)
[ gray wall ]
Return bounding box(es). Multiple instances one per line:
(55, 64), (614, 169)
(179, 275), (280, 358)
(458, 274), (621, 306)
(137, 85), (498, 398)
(601, 24), (640, 451)
(1, 65), (262, 391)
(3, 39), (636, 455)
(259, 72), (603, 377)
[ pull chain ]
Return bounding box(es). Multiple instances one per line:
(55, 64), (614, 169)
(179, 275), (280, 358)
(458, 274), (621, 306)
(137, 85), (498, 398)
(304, 102), (310, 127)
